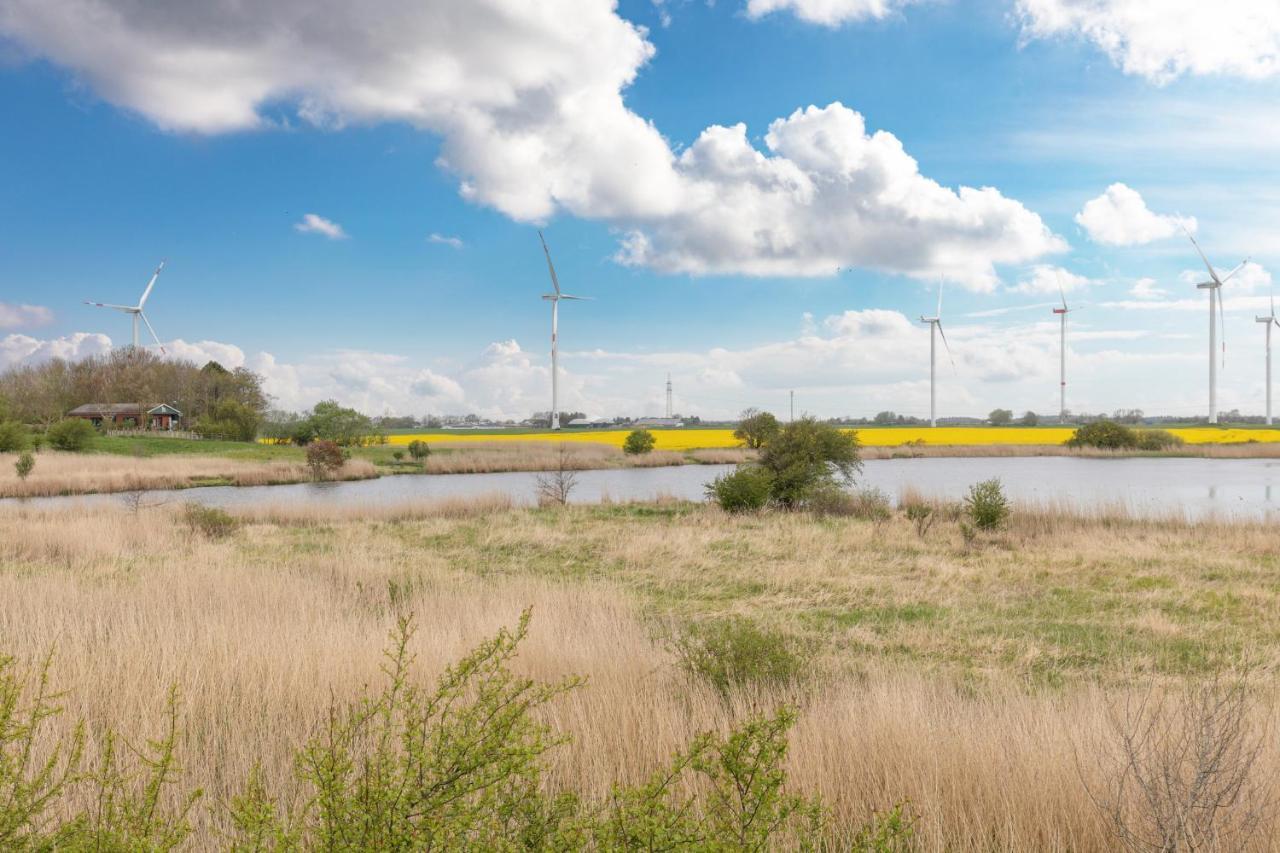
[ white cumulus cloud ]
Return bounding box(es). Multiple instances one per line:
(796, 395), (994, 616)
(427, 233), (464, 249)
(0, 303), (54, 329)
(294, 213), (347, 240)
(1016, 0), (1280, 83)
(745, 0), (912, 27)
(0, 332), (112, 370)
(1010, 265), (1095, 295)
(0, 1), (1061, 288)
(1129, 277), (1166, 299)
(1075, 183), (1195, 246)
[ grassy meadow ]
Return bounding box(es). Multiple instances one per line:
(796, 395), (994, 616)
(3, 496), (1279, 848)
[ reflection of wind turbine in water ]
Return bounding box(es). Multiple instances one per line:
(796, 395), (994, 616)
(1183, 226), (1247, 424)
(84, 261), (168, 352)
(919, 282), (954, 428)
(1257, 285), (1280, 425)
(537, 232), (590, 430)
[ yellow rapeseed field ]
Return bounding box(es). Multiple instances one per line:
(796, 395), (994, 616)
(388, 426), (1280, 450)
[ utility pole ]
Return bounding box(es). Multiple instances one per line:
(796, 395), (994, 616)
(665, 374), (673, 419)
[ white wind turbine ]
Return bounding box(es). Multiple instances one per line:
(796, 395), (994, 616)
(919, 283), (954, 428)
(1183, 227), (1247, 424)
(84, 260), (168, 353)
(537, 232), (590, 430)
(1052, 274), (1078, 423)
(1257, 286), (1280, 425)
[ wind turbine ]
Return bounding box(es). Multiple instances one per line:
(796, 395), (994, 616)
(537, 232), (589, 430)
(84, 260), (167, 353)
(1183, 227), (1246, 424)
(1052, 275), (1077, 423)
(1257, 287), (1280, 425)
(919, 283), (954, 428)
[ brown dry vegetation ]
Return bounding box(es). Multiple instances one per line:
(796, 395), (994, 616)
(0, 451), (377, 497)
(422, 440), (752, 473)
(3, 498), (1279, 849)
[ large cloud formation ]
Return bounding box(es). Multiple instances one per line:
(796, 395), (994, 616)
(1075, 183), (1195, 246)
(0, 0), (1060, 289)
(745, 0), (912, 27)
(1017, 0), (1280, 83)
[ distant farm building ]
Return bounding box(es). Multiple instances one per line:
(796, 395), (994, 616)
(67, 403), (182, 430)
(565, 417), (612, 428)
(633, 417), (684, 428)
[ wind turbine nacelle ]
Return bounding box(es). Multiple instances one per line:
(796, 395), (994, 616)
(1196, 281), (1218, 290)
(1052, 308), (1068, 315)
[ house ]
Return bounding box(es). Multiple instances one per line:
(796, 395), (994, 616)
(67, 403), (182, 430)
(565, 417), (612, 428)
(633, 417), (684, 428)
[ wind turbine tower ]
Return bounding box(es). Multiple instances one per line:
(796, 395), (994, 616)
(919, 284), (953, 428)
(537, 232), (589, 430)
(1258, 291), (1279, 425)
(84, 260), (168, 353)
(1052, 280), (1075, 423)
(665, 374), (673, 419)
(1184, 227), (1246, 425)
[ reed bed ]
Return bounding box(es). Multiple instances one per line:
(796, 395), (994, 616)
(423, 441), (700, 474)
(4, 500), (1280, 848)
(0, 451), (377, 498)
(863, 442), (1280, 459)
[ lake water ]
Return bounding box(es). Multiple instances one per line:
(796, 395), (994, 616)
(13, 457), (1280, 520)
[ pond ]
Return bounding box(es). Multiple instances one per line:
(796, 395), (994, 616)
(12, 456), (1280, 521)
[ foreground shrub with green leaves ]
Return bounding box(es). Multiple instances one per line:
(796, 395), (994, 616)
(45, 418), (96, 452)
(964, 478), (1010, 531)
(4, 614), (910, 850)
(672, 615), (807, 697)
(706, 465), (774, 513)
(623, 428), (656, 455)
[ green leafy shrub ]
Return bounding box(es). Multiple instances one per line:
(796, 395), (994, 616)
(194, 399), (261, 442)
(45, 419), (96, 452)
(706, 465), (773, 513)
(180, 503), (240, 540)
(964, 478), (1010, 531)
(407, 439), (431, 460)
(0, 420), (28, 452)
(391, 450), (404, 462)
(672, 616), (806, 697)
(305, 439), (346, 480)
(13, 451), (34, 481)
(809, 485), (893, 524)
(758, 417), (862, 508)
(1065, 420), (1137, 450)
(1135, 428), (1184, 451)
(623, 428), (656, 455)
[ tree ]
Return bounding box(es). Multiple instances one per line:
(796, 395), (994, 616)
(1020, 410), (1040, 426)
(757, 417), (861, 508)
(46, 419), (96, 451)
(988, 408), (1013, 426)
(623, 429), (656, 455)
(733, 408), (780, 449)
(0, 421), (27, 452)
(195, 399), (262, 442)
(873, 411), (899, 426)
(1066, 420), (1138, 450)
(307, 400), (376, 446)
(706, 467), (773, 513)
(407, 440), (431, 461)
(305, 440), (346, 480)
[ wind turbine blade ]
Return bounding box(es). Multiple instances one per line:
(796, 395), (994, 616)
(1056, 270), (1068, 310)
(936, 322), (956, 370)
(138, 260), (165, 308)
(84, 301), (136, 311)
(558, 294), (592, 301)
(936, 282), (943, 318)
(139, 311), (166, 354)
(1220, 259), (1249, 284)
(1182, 224), (1222, 286)
(537, 231), (561, 296)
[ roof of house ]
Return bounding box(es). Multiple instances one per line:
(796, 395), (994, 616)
(67, 403), (143, 416)
(148, 404), (182, 415)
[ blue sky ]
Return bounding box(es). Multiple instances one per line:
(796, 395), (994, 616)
(1, 0), (1278, 420)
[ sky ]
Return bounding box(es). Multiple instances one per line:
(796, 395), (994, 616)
(1, 0), (1279, 421)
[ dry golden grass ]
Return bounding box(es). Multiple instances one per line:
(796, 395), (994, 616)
(0, 451), (376, 497)
(863, 442), (1280, 459)
(422, 440), (732, 473)
(3, 499), (1279, 849)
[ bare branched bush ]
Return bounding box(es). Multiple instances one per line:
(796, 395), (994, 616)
(1084, 674), (1270, 852)
(535, 445), (579, 507)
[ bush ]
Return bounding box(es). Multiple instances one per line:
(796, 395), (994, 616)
(734, 408), (781, 449)
(1135, 428), (1184, 451)
(706, 465), (773, 513)
(45, 418), (96, 451)
(905, 502), (936, 539)
(757, 417), (862, 508)
(181, 503), (240, 540)
(407, 439), (431, 460)
(305, 440), (346, 480)
(964, 478), (1010, 531)
(672, 616), (806, 697)
(392, 450), (404, 462)
(623, 429), (656, 455)
(13, 451), (34, 481)
(1065, 420), (1137, 450)
(0, 420), (27, 452)
(194, 399), (261, 442)
(808, 485), (892, 525)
